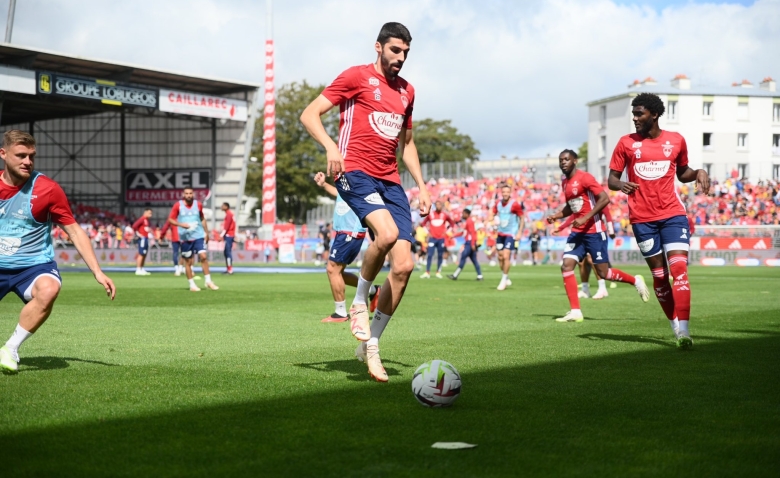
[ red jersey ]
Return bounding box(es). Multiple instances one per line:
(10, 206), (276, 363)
(132, 217), (151, 238)
(610, 130), (688, 223)
(0, 172), (75, 225)
(461, 217), (477, 246)
(561, 169), (606, 234)
(421, 210), (454, 239)
(321, 64), (415, 184)
(159, 220), (180, 242)
(222, 210), (236, 237)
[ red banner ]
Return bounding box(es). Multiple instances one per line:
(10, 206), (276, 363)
(699, 238), (770, 250)
(272, 224), (296, 246)
(262, 39), (277, 226)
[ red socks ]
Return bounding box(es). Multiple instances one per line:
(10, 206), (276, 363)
(562, 271), (580, 309)
(606, 268), (636, 285)
(668, 254), (690, 322)
(651, 267), (676, 320)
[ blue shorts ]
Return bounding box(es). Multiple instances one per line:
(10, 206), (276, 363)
(632, 215), (690, 258)
(328, 233), (365, 265)
(335, 171), (413, 243)
(563, 232), (610, 264)
(496, 234), (516, 251)
(181, 238), (206, 258)
(427, 238), (445, 251)
(0, 261), (62, 304)
(137, 237), (149, 256)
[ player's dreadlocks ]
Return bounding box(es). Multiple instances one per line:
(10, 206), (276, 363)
(631, 93), (665, 118)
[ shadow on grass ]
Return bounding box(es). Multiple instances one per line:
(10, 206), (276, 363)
(294, 358), (413, 382)
(578, 333), (674, 347)
(4, 335), (779, 477)
(19, 356), (119, 372)
(530, 313), (642, 321)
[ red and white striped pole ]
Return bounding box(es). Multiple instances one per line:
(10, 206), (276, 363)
(261, 2), (276, 226)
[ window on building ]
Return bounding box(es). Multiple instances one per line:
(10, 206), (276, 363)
(599, 105), (606, 128)
(599, 135), (606, 158)
(600, 165), (607, 182)
(737, 133), (748, 149)
(702, 101), (713, 117)
(737, 163), (748, 179)
(773, 134), (780, 155)
(737, 103), (749, 120)
(774, 164), (780, 180)
(703, 132), (713, 150)
(667, 100), (678, 121)
(773, 104), (780, 122)
(703, 163), (712, 176)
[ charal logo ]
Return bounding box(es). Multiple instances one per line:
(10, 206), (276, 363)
(368, 112), (404, 140)
(368, 77), (380, 87)
(364, 193), (385, 205)
(431, 218), (444, 227)
(568, 197), (583, 213)
(632, 141), (643, 148)
(634, 160), (670, 180)
(662, 141), (674, 158)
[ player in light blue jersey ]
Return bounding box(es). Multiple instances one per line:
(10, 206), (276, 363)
(0, 130), (116, 374)
(167, 188), (218, 292)
(314, 172), (379, 323)
(489, 183), (525, 291)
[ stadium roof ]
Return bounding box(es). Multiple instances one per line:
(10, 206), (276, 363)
(587, 83), (779, 106)
(0, 43), (260, 125)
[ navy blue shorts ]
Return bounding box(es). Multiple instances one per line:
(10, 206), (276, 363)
(632, 215), (690, 258)
(181, 238), (206, 258)
(137, 237), (149, 256)
(335, 171), (413, 243)
(563, 232), (609, 264)
(427, 238), (445, 251)
(495, 234), (516, 252)
(328, 233), (364, 265)
(0, 261), (62, 304)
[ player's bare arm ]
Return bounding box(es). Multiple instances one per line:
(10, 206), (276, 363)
(547, 204), (573, 224)
(572, 191), (609, 229)
(516, 215), (525, 241)
(676, 165), (711, 195)
(201, 216), (209, 244)
(61, 222), (116, 300)
(314, 171), (338, 198)
(399, 127), (430, 216)
(168, 217), (193, 229)
(300, 95), (343, 176)
(608, 169), (639, 194)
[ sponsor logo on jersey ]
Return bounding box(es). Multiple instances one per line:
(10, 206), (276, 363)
(662, 141), (674, 158)
(680, 228), (687, 239)
(11, 208), (27, 220)
(572, 187), (578, 196)
(596, 251), (602, 260)
(634, 160), (670, 180)
(568, 197), (584, 213)
(637, 238), (655, 253)
(368, 77), (379, 87)
(632, 141), (643, 148)
(634, 149), (642, 159)
(368, 112), (404, 140)
(364, 193), (385, 205)
(431, 219), (444, 227)
(373, 88), (382, 101)
(335, 200), (352, 216)
(0, 236), (21, 256)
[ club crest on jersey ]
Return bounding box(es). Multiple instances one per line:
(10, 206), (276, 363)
(399, 87), (407, 94)
(401, 96), (408, 108)
(572, 187), (578, 195)
(368, 77), (379, 87)
(634, 160), (671, 180)
(662, 141), (674, 158)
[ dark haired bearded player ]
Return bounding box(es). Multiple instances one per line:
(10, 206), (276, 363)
(301, 22), (431, 382)
(609, 93), (709, 349)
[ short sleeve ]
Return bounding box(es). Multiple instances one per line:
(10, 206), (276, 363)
(512, 202), (524, 215)
(42, 180), (76, 225)
(169, 202), (180, 219)
(677, 136), (689, 168)
(609, 139), (626, 172)
(321, 67), (361, 106)
(198, 201), (205, 219)
(584, 174), (604, 197)
(491, 204), (498, 215)
(404, 91), (414, 129)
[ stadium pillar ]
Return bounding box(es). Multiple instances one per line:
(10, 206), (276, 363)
(211, 118), (218, 234)
(120, 110), (126, 217)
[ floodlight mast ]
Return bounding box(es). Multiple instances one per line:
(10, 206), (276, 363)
(5, 0), (16, 43)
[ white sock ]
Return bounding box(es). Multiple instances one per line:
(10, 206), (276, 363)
(5, 324), (32, 356)
(204, 274), (212, 283)
(354, 274), (372, 305)
(188, 278), (196, 288)
(501, 273), (508, 282)
(453, 267), (462, 277)
(582, 283), (590, 294)
(335, 301), (347, 317)
(369, 285), (377, 296)
(678, 320), (689, 335)
(598, 279), (607, 292)
(136, 267), (142, 273)
(669, 317), (679, 332)
(371, 309), (392, 341)
(367, 337), (379, 347)
(571, 308), (582, 315)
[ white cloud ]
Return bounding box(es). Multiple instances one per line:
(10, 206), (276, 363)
(5, 0), (779, 158)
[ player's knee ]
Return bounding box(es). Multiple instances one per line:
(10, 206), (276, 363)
(373, 227), (399, 252)
(392, 255), (415, 278)
(33, 279), (61, 307)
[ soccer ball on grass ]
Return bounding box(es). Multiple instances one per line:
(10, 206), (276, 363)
(411, 360), (462, 407)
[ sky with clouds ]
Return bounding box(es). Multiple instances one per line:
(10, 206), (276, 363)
(4, 0), (778, 159)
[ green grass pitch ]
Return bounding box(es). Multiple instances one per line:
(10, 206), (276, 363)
(1, 265), (778, 477)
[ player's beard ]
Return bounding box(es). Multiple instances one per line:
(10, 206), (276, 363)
(381, 53), (402, 80)
(6, 162), (32, 183)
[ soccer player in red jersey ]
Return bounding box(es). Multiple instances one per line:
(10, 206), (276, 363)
(220, 202), (236, 274)
(0, 130), (115, 373)
(547, 149), (649, 322)
(556, 208), (617, 299)
(447, 208), (483, 281)
(490, 184), (524, 291)
(419, 200), (454, 279)
(132, 208), (153, 276)
(301, 22), (431, 382)
(159, 218), (184, 276)
(609, 93), (709, 348)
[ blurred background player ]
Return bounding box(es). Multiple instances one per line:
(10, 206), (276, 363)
(490, 183), (524, 290)
(548, 149), (649, 322)
(0, 130), (116, 374)
(447, 208), (483, 280)
(300, 22), (431, 382)
(609, 93), (709, 349)
(413, 222), (427, 268)
(529, 227), (542, 266)
(159, 217), (184, 276)
(220, 202), (236, 274)
(420, 200), (454, 279)
(167, 187), (219, 292)
(314, 172), (380, 323)
(132, 208), (153, 276)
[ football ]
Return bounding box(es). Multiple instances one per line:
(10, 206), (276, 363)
(411, 360), (462, 407)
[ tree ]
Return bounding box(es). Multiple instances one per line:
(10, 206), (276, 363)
(245, 81), (338, 223)
(578, 141), (588, 168)
(409, 119), (480, 165)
